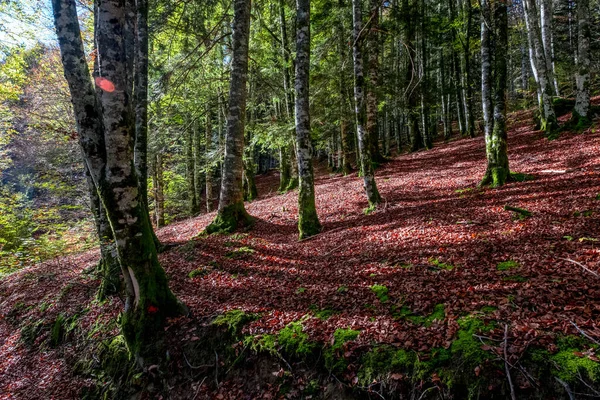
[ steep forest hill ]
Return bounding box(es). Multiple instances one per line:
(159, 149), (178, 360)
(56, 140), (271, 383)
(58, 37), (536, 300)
(1, 107), (600, 399)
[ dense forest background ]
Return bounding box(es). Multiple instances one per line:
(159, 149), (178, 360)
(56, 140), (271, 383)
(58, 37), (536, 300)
(1, 0), (598, 272)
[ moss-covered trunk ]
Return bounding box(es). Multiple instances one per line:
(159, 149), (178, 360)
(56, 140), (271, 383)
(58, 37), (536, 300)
(278, 146), (292, 192)
(481, 0), (510, 187)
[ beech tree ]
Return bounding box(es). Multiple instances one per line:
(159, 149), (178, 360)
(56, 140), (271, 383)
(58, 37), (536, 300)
(573, 0), (591, 127)
(294, 0), (321, 239)
(522, 0), (558, 133)
(205, 0), (254, 233)
(480, 0), (510, 187)
(52, 0), (184, 364)
(353, 0), (381, 208)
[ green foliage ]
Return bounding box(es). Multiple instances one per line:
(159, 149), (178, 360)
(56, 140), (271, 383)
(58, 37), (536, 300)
(528, 336), (600, 384)
(496, 260), (519, 271)
(358, 346), (416, 385)
(370, 284), (389, 303)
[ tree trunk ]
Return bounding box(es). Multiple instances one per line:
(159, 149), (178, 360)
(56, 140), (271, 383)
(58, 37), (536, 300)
(154, 153), (165, 227)
(194, 121), (204, 209)
(294, 0), (321, 239)
(539, 0), (560, 96)
(481, 0), (493, 140)
(462, 0), (475, 138)
(278, 146), (291, 191)
(186, 128), (198, 215)
(523, 0), (558, 133)
(205, 110), (215, 212)
(481, 0), (510, 187)
(573, 0), (591, 126)
(353, 0), (381, 207)
(86, 165), (120, 300)
(206, 0), (253, 233)
(53, 0), (183, 366)
(366, 0), (384, 163)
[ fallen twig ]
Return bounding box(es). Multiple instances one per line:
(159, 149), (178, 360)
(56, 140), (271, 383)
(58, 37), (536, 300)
(561, 258), (600, 278)
(555, 377), (576, 400)
(183, 351), (214, 370)
(569, 321), (600, 346)
(504, 325), (517, 400)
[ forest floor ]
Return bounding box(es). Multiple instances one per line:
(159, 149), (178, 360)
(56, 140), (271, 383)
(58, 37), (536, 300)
(1, 104), (600, 399)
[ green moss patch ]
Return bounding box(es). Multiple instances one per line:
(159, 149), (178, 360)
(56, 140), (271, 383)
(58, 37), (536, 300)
(429, 257), (456, 271)
(395, 304), (446, 327)
(370, 284), (389, 303)
(325, 328), (360, 372)
(212, 309), (260, 336)
(278, 321), (315, 357)
(225, 246), (255, 259)
(496, 260), (519, 271)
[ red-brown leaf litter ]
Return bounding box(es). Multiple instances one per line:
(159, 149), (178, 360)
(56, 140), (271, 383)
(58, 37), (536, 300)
(1, 108), (600, 399)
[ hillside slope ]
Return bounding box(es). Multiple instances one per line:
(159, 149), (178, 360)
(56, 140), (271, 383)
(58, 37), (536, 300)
(1, 109), (600, 399)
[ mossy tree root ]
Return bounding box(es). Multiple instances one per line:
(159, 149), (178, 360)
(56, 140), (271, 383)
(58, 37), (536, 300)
(205, 202), (255, 234)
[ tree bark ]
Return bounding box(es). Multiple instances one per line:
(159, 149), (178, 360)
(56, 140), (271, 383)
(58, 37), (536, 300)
(294, 0), (321, 239)
(481, 0), (510, 187)
(539, 0), (560, 96)
(573, 0), (591, 126)
(206, 0), (253, 233)
(186, 127), (198, 215)
(481, 0), (493, 140)
(366, 0), (385, 163)
(523, 0), (558, 133)
(205, 109), (214, 212)
(153, 152), (165, 227)
(353, 0), (381, 207)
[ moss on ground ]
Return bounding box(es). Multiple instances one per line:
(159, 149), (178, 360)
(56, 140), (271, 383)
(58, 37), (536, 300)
(429, 257), (456, 271)
(370, 284), (389, 303)
(324, 328), (360, 372)
(224, 246), (255, 259)
(497, 260), (519, 271)
(278, 321), (315, 357)
(394, 303), (446, 327)
(212, 309), (260, 336)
